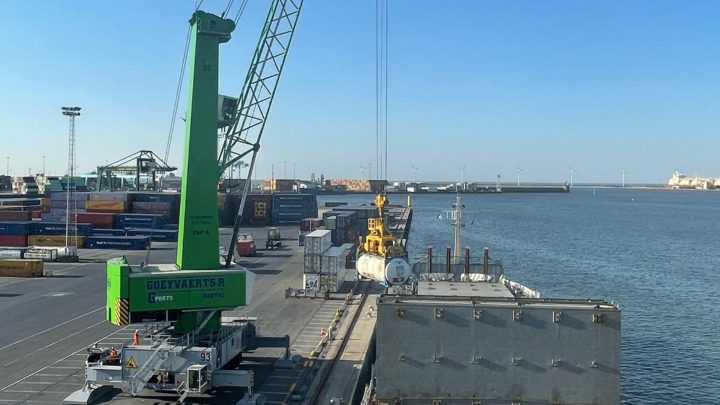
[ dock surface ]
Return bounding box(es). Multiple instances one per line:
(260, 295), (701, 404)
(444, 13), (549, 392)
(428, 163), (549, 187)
(0, 226), (330, 405)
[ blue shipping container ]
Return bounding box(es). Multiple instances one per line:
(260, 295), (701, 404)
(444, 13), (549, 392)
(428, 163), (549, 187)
(126, 229), (178, 242)
(86, 236), (150, 250)
(92, 229), (126, 236)
(130, 193), (180, 203)
(115, 214), (165, 229)
(0, 221), (32, 235)
(33, 222), (93, 236)
(161, 223), (179, 230)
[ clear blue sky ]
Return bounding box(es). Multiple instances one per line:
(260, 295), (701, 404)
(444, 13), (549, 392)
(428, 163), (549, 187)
(1, 1), (718, 184)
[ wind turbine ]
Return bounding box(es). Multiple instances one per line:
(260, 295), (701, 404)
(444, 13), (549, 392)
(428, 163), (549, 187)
(459, 166), (466, 191)
(516, 167), (523, 187)
(569, 167), (575, 187)
(621, 168), (627, 188)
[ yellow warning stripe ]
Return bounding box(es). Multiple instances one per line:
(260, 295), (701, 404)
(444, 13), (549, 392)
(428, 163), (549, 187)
(115, 298), (129, 325)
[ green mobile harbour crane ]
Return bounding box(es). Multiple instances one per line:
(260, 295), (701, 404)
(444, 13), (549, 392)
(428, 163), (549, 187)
(65, 3), (303, 404)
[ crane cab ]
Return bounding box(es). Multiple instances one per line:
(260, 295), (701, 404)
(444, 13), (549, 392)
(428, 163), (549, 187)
(186, 364), (209, 393)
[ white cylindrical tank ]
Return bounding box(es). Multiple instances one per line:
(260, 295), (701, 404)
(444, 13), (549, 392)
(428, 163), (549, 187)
(356, 254), (411, 285)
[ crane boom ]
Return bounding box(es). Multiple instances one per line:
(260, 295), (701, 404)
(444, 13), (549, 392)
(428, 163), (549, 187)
(218, 0), (303, 174)
(219, 0), (303, 267)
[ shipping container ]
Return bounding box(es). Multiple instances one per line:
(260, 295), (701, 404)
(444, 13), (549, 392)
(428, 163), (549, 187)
(76, 213), (116, 229)
(0, 249), (25, 259)
(303, 254), (323, 273)
(131, 201), (174, 219)
(28, 235), (86, 248)
(86, 235), (151, 250)
(299, 218), (323, 232)
(129, 192), (179, 203)
(304, 229), (332, 255)
(115, 214), (165, 229)
(85, 200), (127, 213)
(229, 194), (273, 225)
(161, 223), (179, 230)
(23, 248), (59, 261)
(32, 222), (93, 236)
(325, 216), (337, 230)
(0, 259), (43, 277)
(51, 199), (87, 209)
(0, 198), (42, 207)
(0, 211), (32, 221)
(126, 228), (178, 242)
(88, 192), (130, 201)
(0, 221), (32, 236)
(52, 192), (90, 202)
(91, 229), (126, 236)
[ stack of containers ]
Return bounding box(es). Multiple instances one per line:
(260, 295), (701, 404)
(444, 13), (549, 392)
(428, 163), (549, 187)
(272, 193), (318, 225)
(47, 192), (88, 222)
(303, 229), (332, 290)
(30, 222), (93, 247)
(323, 211), (360, 246)
(129, 192), (180, 224)
(86, 192), (129, 214)
(116, 211), (176, 242)
(320, 243), (354, 292)
(298, 218), (323, 246)
(0, 221), (31, 247)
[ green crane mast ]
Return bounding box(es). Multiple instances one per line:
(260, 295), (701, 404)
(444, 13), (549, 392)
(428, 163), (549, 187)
(106, 1), (303, 334)
(106, 11), (249, 333)
(177, 11), (234, 270)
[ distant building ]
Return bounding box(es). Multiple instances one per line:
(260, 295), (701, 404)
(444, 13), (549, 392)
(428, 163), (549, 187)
(668, 171), (718, 190)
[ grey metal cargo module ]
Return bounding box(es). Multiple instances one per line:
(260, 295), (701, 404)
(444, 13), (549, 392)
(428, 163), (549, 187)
(374, 285), (620, 405)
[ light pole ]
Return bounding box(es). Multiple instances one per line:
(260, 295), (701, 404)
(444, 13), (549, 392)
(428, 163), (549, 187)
(42, 155), (46, 175)
(621, 168), (627, 188)
(62, 106), (81, 250)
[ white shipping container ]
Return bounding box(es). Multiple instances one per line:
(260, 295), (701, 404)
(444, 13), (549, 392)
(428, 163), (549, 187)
(321, 266), (349, 292)
(321, 246), (350, 275)
(304, 253), (323, 273)
(0, 249), (24, 259)
(303, 229), (332, 255)
(24, 248), (58, 261)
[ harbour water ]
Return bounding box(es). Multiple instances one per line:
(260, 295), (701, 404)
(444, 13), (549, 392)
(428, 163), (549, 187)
(319, 188), (720, 404)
